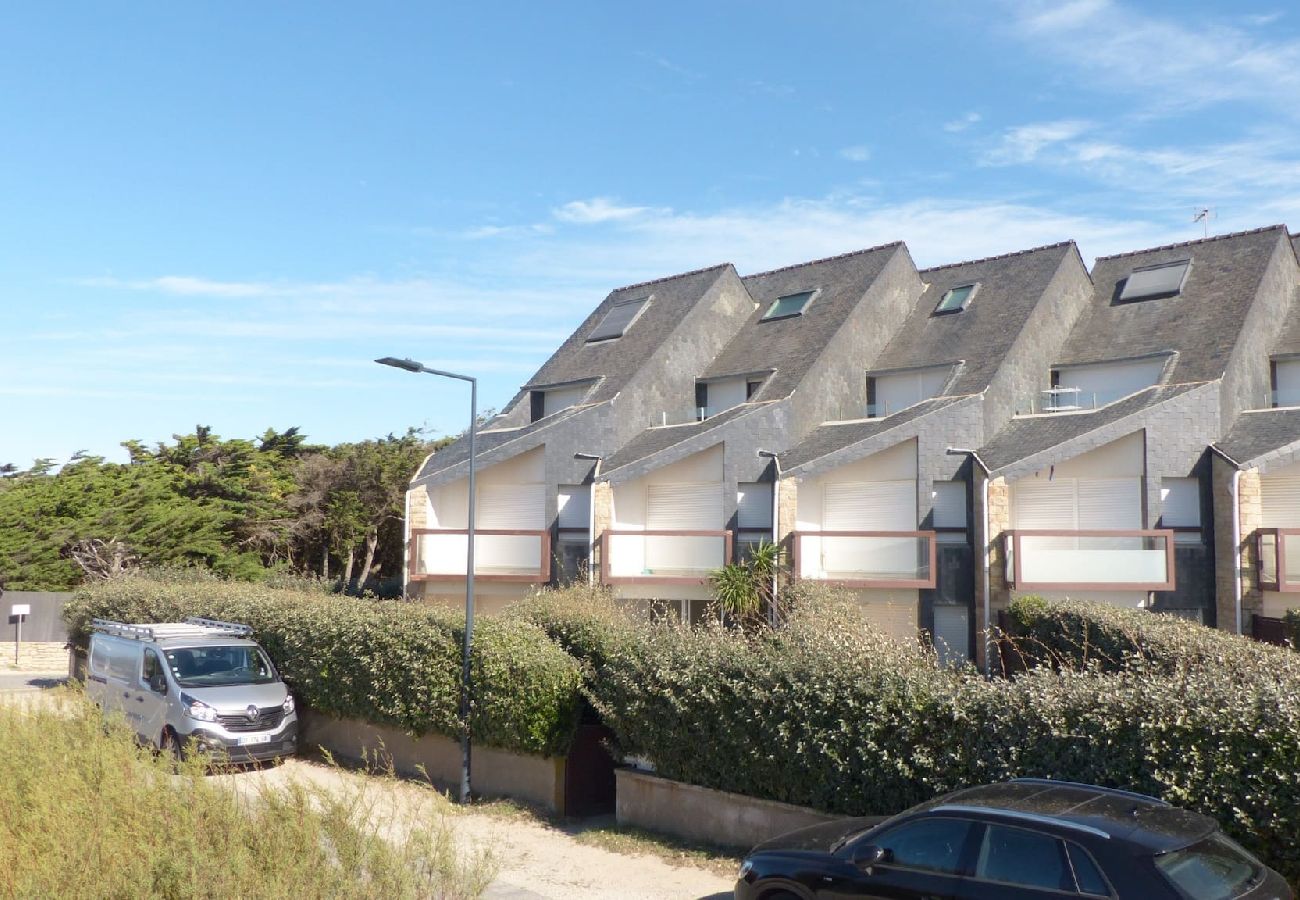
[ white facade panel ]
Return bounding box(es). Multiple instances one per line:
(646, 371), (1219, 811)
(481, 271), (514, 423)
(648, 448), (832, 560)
(737, 482), (773, 529)
(557, 484), (590, 529)
(932, 481), (967, 529)
(1276, 360), (1300, 408)
(1055, 358), (1163, 408)
(1160, 477), (1201, 527)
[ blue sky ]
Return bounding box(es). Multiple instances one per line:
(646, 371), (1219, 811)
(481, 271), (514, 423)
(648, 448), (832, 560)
(4, 1), (1300, 466)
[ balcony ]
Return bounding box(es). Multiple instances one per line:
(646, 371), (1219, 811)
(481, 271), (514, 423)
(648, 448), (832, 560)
(1257, 528), (1300, 592)
(1004, 530), (1176, 591)
(601, 530), (732, 584)
(409, 529), (551, 583)
(792, 531), (937, 589)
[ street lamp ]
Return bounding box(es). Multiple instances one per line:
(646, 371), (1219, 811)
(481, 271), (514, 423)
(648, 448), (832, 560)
(376, 356), (477, 804)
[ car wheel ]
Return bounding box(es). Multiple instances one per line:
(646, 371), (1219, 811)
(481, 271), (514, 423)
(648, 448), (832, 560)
(761, 892), (803, 900)
(160, 728), (184, 766)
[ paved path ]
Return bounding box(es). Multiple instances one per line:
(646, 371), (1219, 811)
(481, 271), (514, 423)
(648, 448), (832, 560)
(0, 673), (67, 692)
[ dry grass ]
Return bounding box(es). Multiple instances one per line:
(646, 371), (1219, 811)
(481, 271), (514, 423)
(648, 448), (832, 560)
(0, 687), (497, 899)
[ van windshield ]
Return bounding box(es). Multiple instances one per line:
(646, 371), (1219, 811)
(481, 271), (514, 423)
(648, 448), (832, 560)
(164, 646), (278, 688)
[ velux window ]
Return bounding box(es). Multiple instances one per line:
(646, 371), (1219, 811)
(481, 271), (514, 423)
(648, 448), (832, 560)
(1119, 259), (1190, 302)
(587, 295), (649, 342)
(761, 290), (816, 321)
(933, 283), (977, 315)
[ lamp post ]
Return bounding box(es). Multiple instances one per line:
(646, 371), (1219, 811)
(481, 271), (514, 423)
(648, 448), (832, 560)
(376, 356), (476, 803)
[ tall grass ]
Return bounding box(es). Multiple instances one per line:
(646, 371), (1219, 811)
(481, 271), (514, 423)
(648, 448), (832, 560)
(0, 690), (496, 899)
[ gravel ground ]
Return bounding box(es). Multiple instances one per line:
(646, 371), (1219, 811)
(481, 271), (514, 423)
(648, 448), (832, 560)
(224, 758), (734, 900)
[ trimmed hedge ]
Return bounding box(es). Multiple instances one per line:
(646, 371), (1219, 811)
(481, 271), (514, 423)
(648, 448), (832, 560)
(65, 573), (584, 758)
(516, 585), (1300, 885)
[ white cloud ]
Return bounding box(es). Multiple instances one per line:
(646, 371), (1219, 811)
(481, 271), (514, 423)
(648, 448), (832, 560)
(982, 120), (1092, 165)
(1003, 0), (1300, 114)
(839, 145), (872, 162)
(552, 197), (654, 224)
(943, 112), (982, 133)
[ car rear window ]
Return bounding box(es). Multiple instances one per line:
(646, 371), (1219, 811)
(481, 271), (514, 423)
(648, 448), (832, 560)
(1154, 834), (1263, 900)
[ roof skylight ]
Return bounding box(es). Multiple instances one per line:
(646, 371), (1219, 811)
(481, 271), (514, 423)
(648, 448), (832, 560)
(586, 295), (649, 342)
(761, 290), (816, 321)
(934, 283), (977, 315)
(1119, 260), (1190, 302)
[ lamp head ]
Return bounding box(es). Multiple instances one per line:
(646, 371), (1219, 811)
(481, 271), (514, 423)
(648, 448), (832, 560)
(375, 356), (423, 373)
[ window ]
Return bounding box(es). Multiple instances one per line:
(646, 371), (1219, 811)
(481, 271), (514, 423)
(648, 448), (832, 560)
(875, 817), (978, 875)
(1160, 477), (1201, 544)
(1154, 834), (1262, 900)
(697, 377), (752, 418)
(761, 290), (816, 321)
(868, 366), (951, 417)
(557, 485), (590, 530)
(1067, 843), (1111, 896)
(141, 649), (162, 688)
(934, 283), (977, 314)
(932, 481), (967, 530)
(1273, 359), (1300, 407)
(975, 824), (1074, 892)
(1052, 357), (1164, 409)
(587, 295), (649, 342)
(1119, 259), (1190, 302)
(531, 383), (590, 421)
(746, 378), (764, 400)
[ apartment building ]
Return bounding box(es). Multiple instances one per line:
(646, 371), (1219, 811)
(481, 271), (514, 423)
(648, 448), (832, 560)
(401, 224), (1300, 663)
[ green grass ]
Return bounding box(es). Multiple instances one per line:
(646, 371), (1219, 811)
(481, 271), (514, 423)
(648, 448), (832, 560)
(0, 688), (497, 899)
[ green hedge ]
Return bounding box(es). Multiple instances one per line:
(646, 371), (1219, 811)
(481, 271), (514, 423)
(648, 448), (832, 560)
(517, 586), (1300, 885)
(66, 573), (584, 758)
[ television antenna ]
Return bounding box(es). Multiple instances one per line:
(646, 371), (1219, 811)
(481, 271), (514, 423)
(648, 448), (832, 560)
(1193, 207), (1216, 238)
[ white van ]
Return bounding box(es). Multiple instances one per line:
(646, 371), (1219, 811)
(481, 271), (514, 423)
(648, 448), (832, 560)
(86, 617), (298, 762)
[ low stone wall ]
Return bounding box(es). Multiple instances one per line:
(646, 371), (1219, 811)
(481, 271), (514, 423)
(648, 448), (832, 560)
(615, 768), (851, 850)
(0, 641), (71, 674)
(300, 711), (567, 814)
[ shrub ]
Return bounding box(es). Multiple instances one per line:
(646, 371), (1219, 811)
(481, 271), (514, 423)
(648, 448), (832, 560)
(0, 690), (496, 898)
(65, 572), (584, 757)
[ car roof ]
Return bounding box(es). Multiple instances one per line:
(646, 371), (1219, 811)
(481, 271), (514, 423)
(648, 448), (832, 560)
(94, 632), (258, 650)
(916, 780), (1216, 853)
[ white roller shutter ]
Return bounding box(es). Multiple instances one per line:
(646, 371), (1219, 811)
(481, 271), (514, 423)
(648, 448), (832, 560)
(1262, 476), (1300, 527)
(543, 385), (587, 417)
(1012, 479), (1076, 530)
(1077, 479), (1141, 530)
(557, 485), (589, 529)
(737, 482), (772, 529)
(647, 483), (721, 530)
(824, 481), (914, 531)
(1276, 360), (1300, 408)
(477, 483), (545, 529)
(1160, 478), (1200, 527)
(873, 367), (948, 417)
(932, 481), (967, 529)
(1056, 359), (1162, 408)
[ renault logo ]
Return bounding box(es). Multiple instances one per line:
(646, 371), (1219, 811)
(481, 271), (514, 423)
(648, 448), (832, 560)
(246, 705), (259, 721)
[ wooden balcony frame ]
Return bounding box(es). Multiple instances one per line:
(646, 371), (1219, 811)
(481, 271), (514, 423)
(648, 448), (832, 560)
(408, 528), (552, 583)
(791, 530), (938, 589)
(600, 530), (733, 585)
(1256, 528), (1300, 593)
(1004, 529), (1176, 591)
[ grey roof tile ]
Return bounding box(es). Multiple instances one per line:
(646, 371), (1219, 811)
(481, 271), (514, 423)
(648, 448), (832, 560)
(523, 264), (734, 403)
(780, 396), (967, 471)
(978, 384), (1201, 472)
(414, 406), (586, 482)
(1056, 226), (1289, 381)
(1216, 408), (1300, 466)
(600, 404), (762, 474)
(702, 243), (905, 397)
(873, 242), (1078, 393)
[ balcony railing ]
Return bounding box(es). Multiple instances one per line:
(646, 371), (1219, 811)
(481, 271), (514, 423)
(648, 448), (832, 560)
(408, 528), (551, 583)
(792, 531), (937, 589)
(601, 530), (732, 584)
(1004, 529), (1176, 591)
(1257, 528), (1300, 592)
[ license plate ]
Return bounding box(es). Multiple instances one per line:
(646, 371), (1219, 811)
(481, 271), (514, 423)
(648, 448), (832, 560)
(239, 734), (272, 745)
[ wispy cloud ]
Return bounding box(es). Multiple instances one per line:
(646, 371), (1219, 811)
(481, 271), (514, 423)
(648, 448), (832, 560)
(943, 112), (982, 133)
(552, 197), (655, 224)
(1004, 0), (1300, 115)
(981, 120), (1092, 165)
(636, 50), (701, 80)
(839, 145), (872, 163)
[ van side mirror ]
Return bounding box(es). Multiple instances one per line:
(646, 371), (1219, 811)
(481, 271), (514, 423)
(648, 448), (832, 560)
(852, 844), (890, 870)
(149, 673), (167, 694)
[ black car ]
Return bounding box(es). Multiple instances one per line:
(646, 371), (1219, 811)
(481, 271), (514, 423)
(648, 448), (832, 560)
(734, 779), (1292, 900)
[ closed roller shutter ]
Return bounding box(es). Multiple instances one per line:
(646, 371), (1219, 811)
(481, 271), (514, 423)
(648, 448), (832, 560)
(1262, 475), (1300, 528)
(557, 485), (589, 529)
(647, 483), (721, 529)
(543, 385), (587, 417)
(824, 481), (914, 531)
(477, 483), (545, 529)
(737, 482), (772, 529)
(932, 481), (967, 529)
(1012, 479), (1075, 530)
(1077, 479), (1141, 530)
(1276, 361), (1300, 408)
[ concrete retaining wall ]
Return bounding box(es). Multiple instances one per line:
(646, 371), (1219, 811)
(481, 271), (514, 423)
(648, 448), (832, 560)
(300, 711), (567, 814)
(615, 768), (848, 849)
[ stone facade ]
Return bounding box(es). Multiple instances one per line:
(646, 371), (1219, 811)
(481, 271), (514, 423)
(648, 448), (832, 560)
(1211, 456), (1264, 634)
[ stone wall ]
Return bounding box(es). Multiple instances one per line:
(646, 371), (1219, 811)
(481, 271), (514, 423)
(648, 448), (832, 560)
(1212, 456), (1263, 634)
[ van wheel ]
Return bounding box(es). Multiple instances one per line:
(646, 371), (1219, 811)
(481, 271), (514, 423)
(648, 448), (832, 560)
(160, 728), (184, 764)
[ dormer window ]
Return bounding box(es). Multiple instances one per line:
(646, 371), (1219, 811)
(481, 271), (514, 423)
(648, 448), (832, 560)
(529, 382), (591, 422)
(933, 283), (978, 315)
(761, 290), (816, 321)
(1049, 357), (1165, 410)
(866, 365), (951, 418)
(695, 373), (768, 419)
(586, 295), (649, 342)
(1119, 259), (1190, 302)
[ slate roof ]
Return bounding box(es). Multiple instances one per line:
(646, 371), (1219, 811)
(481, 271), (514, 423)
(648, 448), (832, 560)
(600, 404), (764, 475)
(522, 263), (734, 403)
(414, 406), (586, 483)
(1055, 226), (1289, 381)
(1216, 408), (1300, 466)
(978, 384), (1202, 473)
(702, 243), (906, 398)
(1271, 235), (1300, 357)
(872, 242), (1080, 392)
(781, 396), (968, 471)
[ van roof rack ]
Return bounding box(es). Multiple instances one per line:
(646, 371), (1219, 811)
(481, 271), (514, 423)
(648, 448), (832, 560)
(90, 617), (253, 642)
